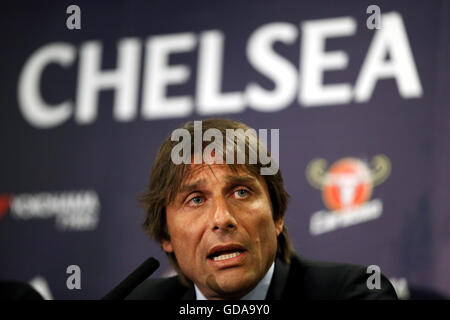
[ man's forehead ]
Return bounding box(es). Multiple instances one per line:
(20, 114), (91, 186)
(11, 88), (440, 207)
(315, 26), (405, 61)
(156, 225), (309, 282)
(180, 164), (260, 188)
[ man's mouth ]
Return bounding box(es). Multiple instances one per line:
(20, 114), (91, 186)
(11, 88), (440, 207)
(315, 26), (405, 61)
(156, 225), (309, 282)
(209, 250), (244, 261)
(207, 244), (246, 262)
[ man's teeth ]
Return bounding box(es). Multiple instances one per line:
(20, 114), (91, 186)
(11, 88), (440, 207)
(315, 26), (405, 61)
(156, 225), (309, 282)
(213, 251), (241, 261)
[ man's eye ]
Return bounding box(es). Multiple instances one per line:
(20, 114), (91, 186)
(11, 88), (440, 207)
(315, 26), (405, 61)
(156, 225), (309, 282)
(235, 189), (249, 198)
(189, 196), (204, 205)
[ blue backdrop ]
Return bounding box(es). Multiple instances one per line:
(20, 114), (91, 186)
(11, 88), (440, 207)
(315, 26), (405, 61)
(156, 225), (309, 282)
(0, 0), (449, 299)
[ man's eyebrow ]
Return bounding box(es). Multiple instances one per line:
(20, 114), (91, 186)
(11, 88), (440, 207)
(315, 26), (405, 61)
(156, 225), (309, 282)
(225, 175), (258, 186)
(178, 179), (207, 194)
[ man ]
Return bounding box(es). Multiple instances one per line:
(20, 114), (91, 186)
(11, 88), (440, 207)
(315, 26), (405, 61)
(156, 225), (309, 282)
(127, 118), (397, 300)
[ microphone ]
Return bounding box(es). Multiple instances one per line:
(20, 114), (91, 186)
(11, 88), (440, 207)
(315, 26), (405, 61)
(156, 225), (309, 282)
(102, 257), (160, 300)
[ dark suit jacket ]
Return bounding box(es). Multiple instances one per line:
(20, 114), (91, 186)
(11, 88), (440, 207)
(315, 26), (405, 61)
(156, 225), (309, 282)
(126, 254), (398, 300)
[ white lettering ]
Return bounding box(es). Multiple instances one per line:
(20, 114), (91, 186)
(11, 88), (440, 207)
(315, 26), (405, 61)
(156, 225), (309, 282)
(300, 17), (356, 106)
(18, 43), (75, 128)
(17, 13), (423, 129)
(10, 191), (100, 230)
(310, 199), (383, 235)
(197, 30), (245, 114)
(142, 33), (196, 119)
(76, 39), (141, 124)
(354, 12), (423, 101)
(66, 265), (81, 289)
(246, 23), (298, 111)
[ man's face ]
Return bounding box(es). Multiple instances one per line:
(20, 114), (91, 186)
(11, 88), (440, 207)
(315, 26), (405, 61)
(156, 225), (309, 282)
(162, 164), (284, 299)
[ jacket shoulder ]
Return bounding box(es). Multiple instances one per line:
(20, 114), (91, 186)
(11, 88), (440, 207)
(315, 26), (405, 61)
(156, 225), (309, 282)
(285, 255), (397, 300)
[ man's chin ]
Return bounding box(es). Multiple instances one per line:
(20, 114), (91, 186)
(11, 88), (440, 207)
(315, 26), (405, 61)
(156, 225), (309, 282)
(205, 271), (257, 299)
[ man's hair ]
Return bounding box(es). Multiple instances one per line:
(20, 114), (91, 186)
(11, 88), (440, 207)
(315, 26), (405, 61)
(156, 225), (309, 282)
(139, 118), (293, 285)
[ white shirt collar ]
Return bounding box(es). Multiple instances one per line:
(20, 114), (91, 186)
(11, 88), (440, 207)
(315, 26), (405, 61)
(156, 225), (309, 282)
(194, 261), (275, 300)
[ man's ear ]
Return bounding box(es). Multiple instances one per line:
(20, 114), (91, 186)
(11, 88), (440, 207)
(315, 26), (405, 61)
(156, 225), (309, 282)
(275, 217), (284, 236)
(161, 239), (174, 253)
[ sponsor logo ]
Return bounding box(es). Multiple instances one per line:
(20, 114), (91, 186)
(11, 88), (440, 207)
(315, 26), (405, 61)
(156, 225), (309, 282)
(306, 155), (390, 235)
(0, 193), (11, 219)
(0, 190), (100, 231)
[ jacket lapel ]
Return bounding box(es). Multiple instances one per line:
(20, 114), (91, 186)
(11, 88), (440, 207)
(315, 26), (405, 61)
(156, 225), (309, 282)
(265, 257), (291, 300)
(181, 285), (196, 300)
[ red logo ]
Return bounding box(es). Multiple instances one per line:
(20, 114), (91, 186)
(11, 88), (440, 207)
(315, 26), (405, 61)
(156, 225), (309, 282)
(306, 155), (391, 212)
(322, 158), (373, 211)
(0, 194), (11, 219)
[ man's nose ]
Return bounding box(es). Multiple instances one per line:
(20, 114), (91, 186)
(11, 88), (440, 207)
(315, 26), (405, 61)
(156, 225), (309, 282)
(211, 196), (237, 232)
